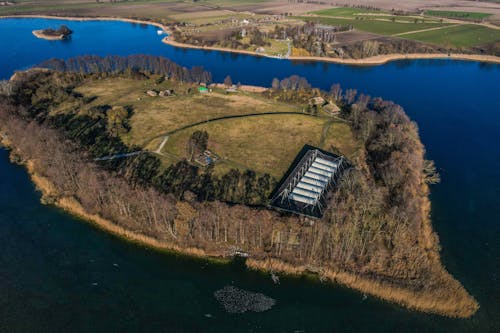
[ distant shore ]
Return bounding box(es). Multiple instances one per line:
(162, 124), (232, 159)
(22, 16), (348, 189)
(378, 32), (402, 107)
(162, 36), (500, 65)
(2, 14), (500, 65)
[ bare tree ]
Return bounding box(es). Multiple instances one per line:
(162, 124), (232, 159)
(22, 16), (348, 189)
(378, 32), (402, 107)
(224, 75), (233, 87)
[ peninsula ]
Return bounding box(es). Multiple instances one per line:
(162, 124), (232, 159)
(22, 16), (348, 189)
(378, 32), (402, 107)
(32, 24), (72, 40)
(0, 55), (479, 318)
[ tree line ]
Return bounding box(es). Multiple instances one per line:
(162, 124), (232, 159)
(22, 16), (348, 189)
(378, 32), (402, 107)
(37, 55), (212, 84)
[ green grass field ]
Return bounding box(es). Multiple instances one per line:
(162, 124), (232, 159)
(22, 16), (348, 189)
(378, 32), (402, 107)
(403, 24), (500, 48)
(162, 115), (360, 177)
(425, 10), (492, 20)
(312, 7), (382, 17)
(312, 7), (441, 23)
(299, 16), (449, 35)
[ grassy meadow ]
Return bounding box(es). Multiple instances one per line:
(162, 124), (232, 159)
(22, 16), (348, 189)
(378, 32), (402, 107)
(403, 24), (500, 47)
(162, 115), (360, 177)
(299, 16), (449, 36)
(72, 76), (360, 178)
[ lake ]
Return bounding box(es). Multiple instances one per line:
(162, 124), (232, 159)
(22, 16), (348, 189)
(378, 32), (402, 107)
(0, 17), (499, 332)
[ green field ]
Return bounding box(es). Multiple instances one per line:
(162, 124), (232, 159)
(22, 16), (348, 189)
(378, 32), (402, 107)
(299, 16), (449, 35)
(403, 24), (500, 48)
(312, 7), (441, 23)
(312, 7), (382, 17)
(162, 115), (360, 177)
(425, 10), (492, 20)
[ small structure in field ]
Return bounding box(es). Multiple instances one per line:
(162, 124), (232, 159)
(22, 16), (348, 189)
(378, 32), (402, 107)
(198, 86), (209, 94)
(270, 146), (346, 218)
(323, 101), (340, 115)
(159, 89), (174, 97)
(194, 149), (219, 167)
(309, 96), (326, 106)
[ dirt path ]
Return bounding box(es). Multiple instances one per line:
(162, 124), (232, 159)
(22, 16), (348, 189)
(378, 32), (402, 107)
(319, 120), (334, 148)
(155, 135), (169, 154)
(94, 151), (143, 161)
(392, 24), (460, 36)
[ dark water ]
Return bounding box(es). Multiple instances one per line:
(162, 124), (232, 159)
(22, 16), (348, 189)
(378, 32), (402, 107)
(0, 18), (499, 332)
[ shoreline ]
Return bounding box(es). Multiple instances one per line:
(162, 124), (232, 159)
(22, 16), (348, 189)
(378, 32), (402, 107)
(162, 36), (500, 65)
(0, 14), (499, 65)
(26, 166), (481, 318)
(0, 132), (479, 318)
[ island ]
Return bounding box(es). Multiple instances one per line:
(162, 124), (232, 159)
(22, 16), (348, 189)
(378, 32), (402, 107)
(32, 24), (72, 40)
(0, 55), (479, 318)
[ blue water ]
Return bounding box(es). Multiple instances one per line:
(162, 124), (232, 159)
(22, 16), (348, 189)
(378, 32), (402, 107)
(0, 18), (499, 332)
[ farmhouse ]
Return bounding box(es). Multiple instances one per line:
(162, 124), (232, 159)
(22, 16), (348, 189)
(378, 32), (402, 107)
(271, 147), (346, 218)
(323, 101), (340, 114)
(310, 96), (325, 106)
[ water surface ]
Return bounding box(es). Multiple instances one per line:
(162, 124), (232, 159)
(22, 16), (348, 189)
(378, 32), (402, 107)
(0, 17), (499, 332)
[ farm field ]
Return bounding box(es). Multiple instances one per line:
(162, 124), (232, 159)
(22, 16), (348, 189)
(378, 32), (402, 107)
(312, 7), (381, 18)
(403, 24), (500, 48)
(299, 16), (449, 36)
(1, 1), (499, 57)
(425, 10), (492, 20)
(0, 0), (235, 21)
(312, 7), (441, 23)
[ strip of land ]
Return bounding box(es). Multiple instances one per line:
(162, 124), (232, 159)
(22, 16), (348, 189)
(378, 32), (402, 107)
(162, 34), (500, 64)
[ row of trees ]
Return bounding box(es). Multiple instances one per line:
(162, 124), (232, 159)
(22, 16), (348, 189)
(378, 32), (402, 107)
(42, 25), (73, 37)
(337, 39), (451, 59)
(38, 55), (212, 84)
